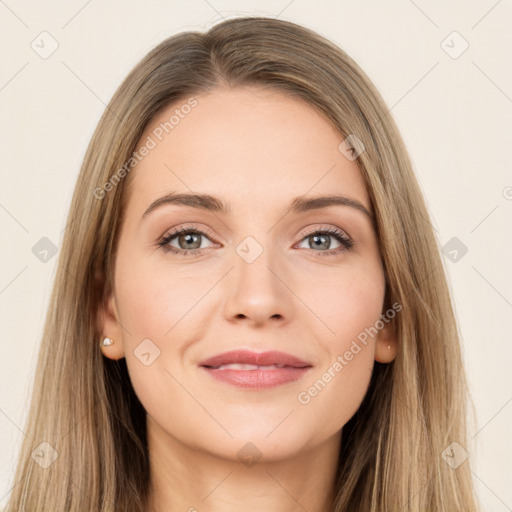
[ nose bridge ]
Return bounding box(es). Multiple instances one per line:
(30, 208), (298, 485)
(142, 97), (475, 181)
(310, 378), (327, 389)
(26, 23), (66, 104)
(223, 231), (292, 324)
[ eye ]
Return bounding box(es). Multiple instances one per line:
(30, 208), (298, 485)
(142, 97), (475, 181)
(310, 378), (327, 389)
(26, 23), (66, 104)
(295, 226), (354, 257)
(157, 225), (217, 256)
(157, 225), (354, 257)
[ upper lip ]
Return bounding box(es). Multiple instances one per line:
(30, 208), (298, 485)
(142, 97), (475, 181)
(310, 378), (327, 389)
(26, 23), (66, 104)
(199, 350), (312, 368)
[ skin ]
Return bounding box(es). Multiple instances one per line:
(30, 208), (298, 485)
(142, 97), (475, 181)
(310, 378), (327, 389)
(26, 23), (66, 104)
(98, 86), (397, 512)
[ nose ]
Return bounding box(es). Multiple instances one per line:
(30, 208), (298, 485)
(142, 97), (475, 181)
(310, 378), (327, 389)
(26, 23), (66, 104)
(223, 241), (293, 327)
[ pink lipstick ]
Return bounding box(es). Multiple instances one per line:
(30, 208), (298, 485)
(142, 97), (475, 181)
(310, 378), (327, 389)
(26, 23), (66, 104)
(199, 349), (313, 389)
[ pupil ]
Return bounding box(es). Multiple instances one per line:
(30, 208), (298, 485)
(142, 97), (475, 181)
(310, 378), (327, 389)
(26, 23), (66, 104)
(311, 234), (329, 250)
(181, 233), (200, 249)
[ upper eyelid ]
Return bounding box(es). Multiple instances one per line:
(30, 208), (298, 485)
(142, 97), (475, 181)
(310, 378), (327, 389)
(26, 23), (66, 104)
(301, 225), (351, 238)
(163, 224), (219, 242)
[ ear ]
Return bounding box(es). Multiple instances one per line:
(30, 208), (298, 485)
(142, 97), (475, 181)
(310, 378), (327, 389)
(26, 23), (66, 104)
(374, 318), (398, 363)
(95, 270), (126, 361)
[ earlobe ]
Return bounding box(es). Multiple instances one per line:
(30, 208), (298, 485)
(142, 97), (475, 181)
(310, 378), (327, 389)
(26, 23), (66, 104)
(374, 321), (398, 363)
(96, 282), (126, 361)
(99, 336), (125, 360)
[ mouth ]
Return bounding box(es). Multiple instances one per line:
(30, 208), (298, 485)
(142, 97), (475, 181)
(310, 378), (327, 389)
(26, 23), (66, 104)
(205, 363), (303, 370)
(198, 349), (313, 389)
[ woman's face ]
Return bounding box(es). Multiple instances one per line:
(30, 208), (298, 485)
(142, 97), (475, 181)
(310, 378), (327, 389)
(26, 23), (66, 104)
(99, 86), (396, 461)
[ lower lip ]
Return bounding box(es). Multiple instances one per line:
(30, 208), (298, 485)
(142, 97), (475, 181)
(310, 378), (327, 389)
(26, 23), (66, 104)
(200, 366), (312, 389)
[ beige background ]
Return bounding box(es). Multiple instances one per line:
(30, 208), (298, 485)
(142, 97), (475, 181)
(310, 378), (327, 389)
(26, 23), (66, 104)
(1, 0), (511, 509)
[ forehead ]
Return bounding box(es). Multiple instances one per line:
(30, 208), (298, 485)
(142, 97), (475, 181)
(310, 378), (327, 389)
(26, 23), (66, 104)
(125, 86), (370, 217)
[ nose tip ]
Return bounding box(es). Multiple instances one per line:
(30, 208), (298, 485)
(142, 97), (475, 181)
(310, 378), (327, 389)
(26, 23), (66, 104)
(224, 246), (293, 328)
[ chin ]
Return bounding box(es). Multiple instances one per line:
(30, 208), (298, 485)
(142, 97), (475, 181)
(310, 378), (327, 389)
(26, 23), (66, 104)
(211, 421), (315, 460)
(211, 435), (310, 465)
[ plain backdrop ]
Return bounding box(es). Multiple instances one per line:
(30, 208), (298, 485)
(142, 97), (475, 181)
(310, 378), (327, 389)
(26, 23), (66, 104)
(1, 0), (511, 509)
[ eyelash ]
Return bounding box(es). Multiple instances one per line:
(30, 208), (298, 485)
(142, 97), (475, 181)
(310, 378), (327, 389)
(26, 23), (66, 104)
(157, 224), (354, 257)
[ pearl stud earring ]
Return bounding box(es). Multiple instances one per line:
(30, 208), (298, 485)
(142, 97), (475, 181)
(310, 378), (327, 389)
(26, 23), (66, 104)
(100, 337), (114, 347)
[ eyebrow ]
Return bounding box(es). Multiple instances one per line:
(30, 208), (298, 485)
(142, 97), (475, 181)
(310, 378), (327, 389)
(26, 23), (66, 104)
(141, 192), (373, 221)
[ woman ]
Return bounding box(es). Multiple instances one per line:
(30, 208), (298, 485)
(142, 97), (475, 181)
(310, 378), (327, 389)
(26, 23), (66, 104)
(5, 16), (479, 512)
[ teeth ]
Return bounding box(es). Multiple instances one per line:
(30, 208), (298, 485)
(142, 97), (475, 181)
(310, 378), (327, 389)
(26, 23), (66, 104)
(214, 363), (288, 370)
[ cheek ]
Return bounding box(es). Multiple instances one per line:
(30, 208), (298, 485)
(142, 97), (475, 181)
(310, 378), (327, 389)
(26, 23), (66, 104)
(113, 252), (219, 400)
(299, 352), (374, 443)
(309, 258), (385, 343)
(114, 255), (206, 340)
(113, 263), (200, 424)
(295, 264), (384, 429)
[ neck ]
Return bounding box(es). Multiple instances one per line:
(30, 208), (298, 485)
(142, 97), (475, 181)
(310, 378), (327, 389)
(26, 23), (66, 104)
(144, 415), (340, 512)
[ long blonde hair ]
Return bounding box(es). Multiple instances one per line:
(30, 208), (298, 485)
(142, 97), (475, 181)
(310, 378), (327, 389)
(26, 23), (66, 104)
(5, 16), (479, 512)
